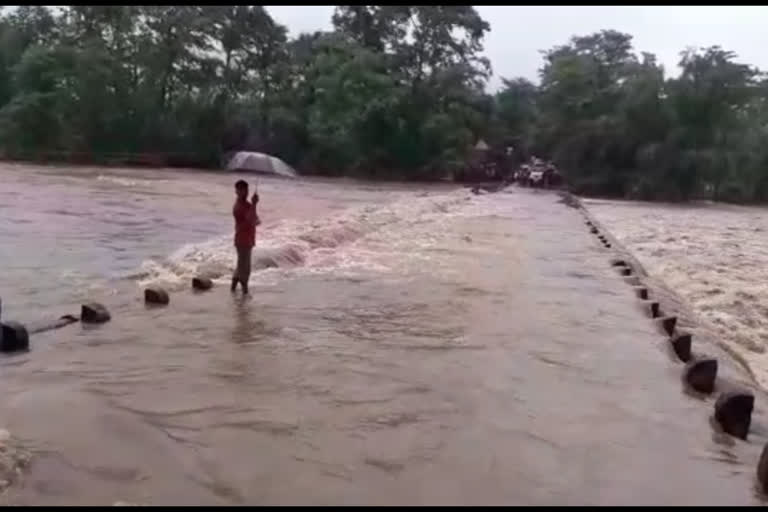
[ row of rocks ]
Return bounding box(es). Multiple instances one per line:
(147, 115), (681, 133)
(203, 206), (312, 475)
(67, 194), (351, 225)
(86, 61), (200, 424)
(0, 275), (216, 495)
(144, 276), (213, 305)
(582, 211), (765, 492)
(0, 302), (113, 354)
(0, 276), (215, 354)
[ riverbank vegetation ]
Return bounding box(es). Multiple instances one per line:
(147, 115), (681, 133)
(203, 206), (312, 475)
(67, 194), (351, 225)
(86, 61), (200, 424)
(1, 6), (767, 201)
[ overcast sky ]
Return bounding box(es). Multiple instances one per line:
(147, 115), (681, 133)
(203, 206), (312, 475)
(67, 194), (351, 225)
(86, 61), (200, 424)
(266, 5), (768, 91)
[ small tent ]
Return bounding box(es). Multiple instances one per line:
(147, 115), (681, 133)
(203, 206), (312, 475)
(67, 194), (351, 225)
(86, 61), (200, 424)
(225, 151), (298, 178)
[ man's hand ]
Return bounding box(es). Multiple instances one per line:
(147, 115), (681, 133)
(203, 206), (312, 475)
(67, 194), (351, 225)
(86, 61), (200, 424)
(251, 192), (260, 205)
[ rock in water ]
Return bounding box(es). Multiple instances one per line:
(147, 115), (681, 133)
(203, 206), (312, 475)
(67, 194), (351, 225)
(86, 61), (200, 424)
(684, 358), (717, 393)
(670, 332), (692, 362)
(655, 316), (677, 336)
(81, 303), (111, 324)
(637, 300), (660, 319)
(714, 391), (754, 440)
(144, 287), (170, 305)
(0, 322), (29, 353)
(192, 277), (213, 291)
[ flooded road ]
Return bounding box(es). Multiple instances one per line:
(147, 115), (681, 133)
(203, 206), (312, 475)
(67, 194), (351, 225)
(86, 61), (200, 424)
(0, 165), (764, 504)
(586, 198), (768, 394)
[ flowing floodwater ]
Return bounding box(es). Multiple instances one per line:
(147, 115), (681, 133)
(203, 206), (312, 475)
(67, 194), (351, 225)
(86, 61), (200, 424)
(0, 164), (766, 505)
(585, 198), (768, 392)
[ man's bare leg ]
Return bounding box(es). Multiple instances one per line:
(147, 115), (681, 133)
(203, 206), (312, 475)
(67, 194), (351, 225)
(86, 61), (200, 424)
(240, 247), (252, 295)
(232, 251), (243, 292)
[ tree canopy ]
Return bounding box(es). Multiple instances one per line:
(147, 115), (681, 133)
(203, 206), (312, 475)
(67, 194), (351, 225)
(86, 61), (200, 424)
(1, 6), (767, 201)
(518, 31), (768, 202)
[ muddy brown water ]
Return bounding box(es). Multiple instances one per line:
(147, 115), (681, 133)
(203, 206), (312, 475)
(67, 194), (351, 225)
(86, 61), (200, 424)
(0, 164), (765, 505)
(585, 198), (768, 394)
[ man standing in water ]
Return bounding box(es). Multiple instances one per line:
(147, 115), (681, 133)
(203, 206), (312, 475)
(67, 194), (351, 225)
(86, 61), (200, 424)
(231, 180), (260, 294)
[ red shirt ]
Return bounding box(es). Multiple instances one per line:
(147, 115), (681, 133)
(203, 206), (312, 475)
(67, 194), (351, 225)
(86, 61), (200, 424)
(233, 199), (257, 248)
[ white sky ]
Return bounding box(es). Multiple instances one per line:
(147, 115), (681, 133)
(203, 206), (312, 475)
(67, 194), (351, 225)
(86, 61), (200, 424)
(266, 5), (768, 91)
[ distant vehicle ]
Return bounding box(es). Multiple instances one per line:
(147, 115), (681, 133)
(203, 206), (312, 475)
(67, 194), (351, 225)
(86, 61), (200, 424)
(529, 170), (545, 186)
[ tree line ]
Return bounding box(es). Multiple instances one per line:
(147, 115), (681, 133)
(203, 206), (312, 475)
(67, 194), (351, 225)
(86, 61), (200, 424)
(1, 6), (767, 202)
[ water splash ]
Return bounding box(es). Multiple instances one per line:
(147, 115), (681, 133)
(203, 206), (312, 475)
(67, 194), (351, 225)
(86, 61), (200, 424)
(136, 190), (473, 287)
(586, 198), (768, 391)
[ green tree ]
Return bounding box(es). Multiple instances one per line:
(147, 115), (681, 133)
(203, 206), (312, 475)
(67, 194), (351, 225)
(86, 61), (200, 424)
(3, 6), (768, 198)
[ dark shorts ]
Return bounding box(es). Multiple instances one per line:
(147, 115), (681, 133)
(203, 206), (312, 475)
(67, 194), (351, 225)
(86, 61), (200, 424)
(234, 246), (253, 283)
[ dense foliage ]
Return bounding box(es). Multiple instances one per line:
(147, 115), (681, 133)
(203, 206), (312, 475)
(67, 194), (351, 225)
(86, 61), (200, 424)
(515, 31), (768, 202)
(1, 6), (767, 201)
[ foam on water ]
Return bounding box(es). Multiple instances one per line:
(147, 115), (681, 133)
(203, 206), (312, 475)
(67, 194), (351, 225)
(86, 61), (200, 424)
(136, 189), (475, 288)
(96, 175), (165, 188)
(0, 429), (30, 494)
(585, 198), (768, 391)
